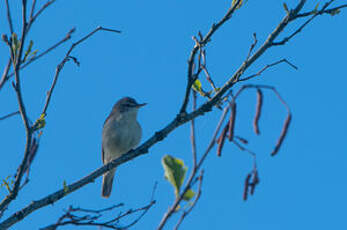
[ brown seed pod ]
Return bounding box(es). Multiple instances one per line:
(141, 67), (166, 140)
(217, 123), (229, 157)
(228, 102), (237, 141)
(243, 173), (252, 201)
(253, 89), (263, 135)
(271, 113), (292, 156)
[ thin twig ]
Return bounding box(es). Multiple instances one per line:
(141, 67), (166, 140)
(201, 65), (217, 92)
(71, 203), (124, 214)
(42, 184), (156, 230)
(6, 27), (76, 78)
(40, 201), (155, 230)
(41, 26), (120, 116)
(296, 4), (347, 18)
(5, 0), (14, 34)
(190, 91), (198, 167)
(201, 50), (218, 91)
(0, 111), (20, 121)
(273, 1), (335, 46)
(174, 170), (204, 230)
(233, 139), (256, 158)
(0, 0), (34, 217)
(239, 58), (298, 82)
(2, 1), (346, 228)
(0, 0), (61, 90)
(232, 139), (259, 201)
(157, 97), (233, 230)
(179, 0), (242, 114)
(245, 33), (258, 61)
(26, 0), (57, 33)
(117, 201), (156, 229)
(29, 0), (37, 22)
(150, 181), (158, 202)
(0, 59), (12, 90)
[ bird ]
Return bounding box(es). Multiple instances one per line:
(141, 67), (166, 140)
(101, 97), (146, 198)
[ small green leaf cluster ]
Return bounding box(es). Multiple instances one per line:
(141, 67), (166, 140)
(161, 155), (196, 204)
(11, 33), (21, 64)
(10, 33), (38, 65)
(192, 79), (220, 98)
(1, 175), (14, 193)
(23, 40), (38, 63)
(32, 113), (46, 131)
(63, 180), (69, 194)
(232, 0), (244, 10)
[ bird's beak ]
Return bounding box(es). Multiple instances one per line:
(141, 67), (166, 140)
(136, 103), (147, 108)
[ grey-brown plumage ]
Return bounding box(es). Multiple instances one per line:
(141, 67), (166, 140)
(101, 97), (146, 198)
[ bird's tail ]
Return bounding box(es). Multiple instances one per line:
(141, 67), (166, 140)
(101, 168), (116, 198)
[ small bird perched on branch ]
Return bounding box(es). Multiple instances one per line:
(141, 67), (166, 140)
(101, 97), (146, 198)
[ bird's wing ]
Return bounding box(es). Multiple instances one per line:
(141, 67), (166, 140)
(102, 143), (105, 164)
(102, 112), (112, 164)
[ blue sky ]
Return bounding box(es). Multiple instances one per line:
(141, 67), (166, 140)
(1, 1), (347, 229)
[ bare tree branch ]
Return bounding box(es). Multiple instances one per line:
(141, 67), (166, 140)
(0, 0), (33, 216)
(179, 0), (243, 114)
(0, 0), (59, 90)
(1, 1), (346, 228)
(273, 1), (335, 46)
(40, 201), (155, 230)
(3, 28), (76, 89)
(10, 27), (76, 78)
(296, 3), (347, 18)
(157, 97), (233, 230)
(41, 26), (120, 116)
(174, 170), (204, 230)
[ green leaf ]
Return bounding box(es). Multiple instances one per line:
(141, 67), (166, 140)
(192, 79), (202, 92)
(23, 40), (34, 62)
(182, 189), (195, 201)
(162, 155), (187, 197)
(192, 79), (208, 97)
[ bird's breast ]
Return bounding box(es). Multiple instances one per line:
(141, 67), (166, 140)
(102, 117), (142, 161)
